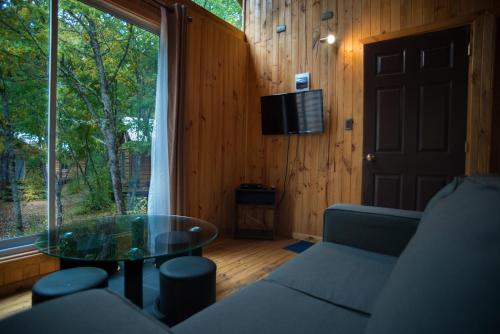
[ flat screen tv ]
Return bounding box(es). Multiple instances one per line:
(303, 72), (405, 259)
(261, 89), (324, 135)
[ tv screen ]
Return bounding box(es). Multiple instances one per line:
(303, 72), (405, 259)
(261, 89), (324, 135)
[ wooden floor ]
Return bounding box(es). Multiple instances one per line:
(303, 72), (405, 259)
(0, 238), (297, 320)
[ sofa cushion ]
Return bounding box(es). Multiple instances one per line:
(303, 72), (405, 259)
(366, 176), (500, 334)
(265, 242), (397, 314)
(0, 289), (172, 334)
(173, 280), (369, 334)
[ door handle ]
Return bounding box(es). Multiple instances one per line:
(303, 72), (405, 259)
(366, 153), (376, 162)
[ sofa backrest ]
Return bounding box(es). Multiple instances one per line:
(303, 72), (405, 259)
(365, 175), (500, 334)
(423, 176), (463, 214)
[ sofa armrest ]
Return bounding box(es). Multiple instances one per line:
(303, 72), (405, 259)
(323, 204), (422, 256)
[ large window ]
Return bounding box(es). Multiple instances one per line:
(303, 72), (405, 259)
(192, 0), (242, 29)
(0, 0), (158, 252)
(0, 0), (49, 246)
(56, 0), (158, 225)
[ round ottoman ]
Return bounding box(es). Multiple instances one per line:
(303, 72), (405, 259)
(32, 267), (109, 305)
(59, 258), (120, 276)
(158, 256), (216, 325)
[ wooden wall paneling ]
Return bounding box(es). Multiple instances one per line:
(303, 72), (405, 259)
(183, 17), (249, 232)
(184, 11), (203, 221)
(245, 0), (498, 238)
(255, 0), (262, 42)
(351, 0), (363, 204)
(261, 0), (267, 41)
(491, 18), (500, 174)
(314, 0), (332, 235)
(435, 0), (450, 20)
(381, 0), (392, 33)
(476, 13), (496, 172)
(331, 0), (344, 211)
(0, 254), (59, 297)
(400, 0), (412, 28)
(212, 26), (224, 226)
(390, 0), (401, 31)
(267, 0), (274, 40)
(362, 0), (371, 38)
(422, 0), (436, 24)
(306, 0), (322, 235)
(342, 0), (353, 206)
(196, 21), (213, 221)
(371, 0), (382, 35)
(411, 0), (424, 26)
(324, 0), (338, 229)
(467, 14), (483, 172)
(244, 46), (263, 184)
(221, 33), (232, 232)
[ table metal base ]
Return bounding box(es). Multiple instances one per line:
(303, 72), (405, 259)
(124, 259), (144, 308)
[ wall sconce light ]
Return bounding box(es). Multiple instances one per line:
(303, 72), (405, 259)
(320, 34), (336, 45)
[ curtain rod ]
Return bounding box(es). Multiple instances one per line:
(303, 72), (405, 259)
(145, 0), (193, 22)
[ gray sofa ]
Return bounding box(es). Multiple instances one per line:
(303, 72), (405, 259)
(1, 175), (499, 333)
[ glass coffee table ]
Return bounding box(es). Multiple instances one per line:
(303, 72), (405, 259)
(35, 215), (218, 307)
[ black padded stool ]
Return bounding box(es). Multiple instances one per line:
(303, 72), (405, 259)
(158, 256), (216, 326)
(32, 267), (108, 305)
(60, 258), (120, 276)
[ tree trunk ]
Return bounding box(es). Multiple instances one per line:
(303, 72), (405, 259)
(1, 85), (23, 232)
(8, 159), (23, 233)
(56, 163), (63, 227)
(103, 129), (125, 214)
(86, 16), (126, 214)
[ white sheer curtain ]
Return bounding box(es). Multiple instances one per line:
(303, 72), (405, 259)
(148, 7), (170, 216)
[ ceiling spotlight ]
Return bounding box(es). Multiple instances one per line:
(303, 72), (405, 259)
(320, 34), (336, 44)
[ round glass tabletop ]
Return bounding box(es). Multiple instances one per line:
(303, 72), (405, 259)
(35, 215), (218, 262)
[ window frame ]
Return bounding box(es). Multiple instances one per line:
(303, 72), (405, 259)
(0, 0), (160, 256)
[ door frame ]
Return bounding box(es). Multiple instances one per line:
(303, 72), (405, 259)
(358, 12), (497, 203)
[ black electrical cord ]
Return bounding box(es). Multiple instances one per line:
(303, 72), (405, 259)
(276, 135), (291, 208)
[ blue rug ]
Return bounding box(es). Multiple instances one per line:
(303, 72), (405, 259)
(283, 240), (315, 254)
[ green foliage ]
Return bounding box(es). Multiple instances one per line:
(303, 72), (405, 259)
(192, 0), (243, 29)
(22, 168), (46, 201)
(65, 177), (83, 195)
(1, 0), (159, 237)
(126, 195), (148, 215)
(76, 170), (113, 214)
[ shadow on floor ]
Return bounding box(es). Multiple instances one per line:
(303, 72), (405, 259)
(108, 259), (160, 316)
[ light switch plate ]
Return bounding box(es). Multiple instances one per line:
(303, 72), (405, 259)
(345, 118), (353, 130)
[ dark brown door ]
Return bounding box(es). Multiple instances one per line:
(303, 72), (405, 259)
(363, 27), (469, 211)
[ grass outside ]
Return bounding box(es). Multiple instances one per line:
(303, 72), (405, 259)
(0, 182), (147, 241)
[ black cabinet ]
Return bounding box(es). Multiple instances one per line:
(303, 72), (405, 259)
(234, 187), (277, 240)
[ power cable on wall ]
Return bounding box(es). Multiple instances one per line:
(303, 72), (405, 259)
(276, 135), (291, 208)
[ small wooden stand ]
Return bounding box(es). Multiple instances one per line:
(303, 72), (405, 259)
(234, 187), (277, 240)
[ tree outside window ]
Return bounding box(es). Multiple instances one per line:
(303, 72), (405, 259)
(192, 0), (242, 29)
(0, 0), (158, 243)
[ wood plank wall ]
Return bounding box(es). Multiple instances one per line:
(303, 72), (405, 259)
(182, 5), (248, 233)
(491, 18), (500, 173)
(244, 0), (499, 238)
(0, 253), (59, 297)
